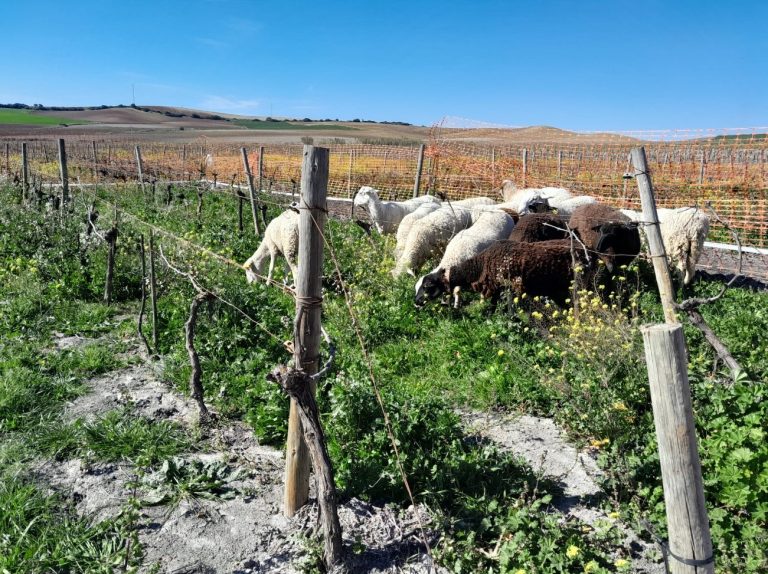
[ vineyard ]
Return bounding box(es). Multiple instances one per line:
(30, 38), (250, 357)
(2, 127), (768, 249)
(0, 134), (767, 573)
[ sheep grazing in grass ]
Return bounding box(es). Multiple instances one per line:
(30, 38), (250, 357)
(353, 186), (440, 235)
(394, 202), (443, 260)
(415, 210), (518, 307)
(508, 213), (569, 243)
(569, 203), (641, 273)
(242, 209), (299, 285)
(415, 239), (589, 309)
(621, 207), (710, 285)
(393, 205), (484, 277)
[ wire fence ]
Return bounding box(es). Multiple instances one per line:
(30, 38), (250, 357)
(2, 130), (767, 247)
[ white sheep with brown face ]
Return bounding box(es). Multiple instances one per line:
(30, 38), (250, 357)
(621, 207), (710, 285)
(353, 186), (441, 235)
(242, 209), (299, 285)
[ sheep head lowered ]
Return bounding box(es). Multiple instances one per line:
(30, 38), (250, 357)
(414, 269), (449, 307)
(592, 220), (641, 272)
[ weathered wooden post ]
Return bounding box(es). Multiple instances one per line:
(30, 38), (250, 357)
(347, 148), (354, 198)
(4, 142), (9, 177)
(258, 145), (265, 193)
(57, 138), (69, 207)
(641, 324), (714, 574)
(557, 149), (563, 181)
(104, 205), (119, 305)
(522, 147), (528, 187)
(92, 140), (98, 181)
(284, 145), (328, 517)
(241, 147), (261, 236)
(630, 146), (678, 323)
(698, 151), (706, 185)
(21, 142), (29, 200)
(135, 145), (145, 192)
(413, 143), (425, 199)
(149, 230), (159, 350)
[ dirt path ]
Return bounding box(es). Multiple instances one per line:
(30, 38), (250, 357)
(35, 334), (440, 573)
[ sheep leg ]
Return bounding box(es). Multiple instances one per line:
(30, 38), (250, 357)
(266, 254), (276, 284)
(452, 286), (462, 309)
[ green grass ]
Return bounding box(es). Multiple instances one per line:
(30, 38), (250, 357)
(2, 183), (767, 572)
(0, 108), (90, 125)
(231, 118), (357, 131)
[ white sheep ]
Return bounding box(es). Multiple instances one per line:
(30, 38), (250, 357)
(353, 186), (440, 235)
(498, 180), (572, 214)
(393, 204), (491, 277)
(242, 209), (299, 284)
(620, 207), (710, 285)
(446, 196), (497, 208)
(415, 210), (517, 307)
(539, 195), (598, 218)
(394, 202), (443, 261)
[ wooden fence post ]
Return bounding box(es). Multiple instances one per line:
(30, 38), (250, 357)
(631, 146), (678, 323)
(241, 147), (261, 236)
(21, 142), (29, 201)
(641, 324), (714, 574)
(92, 140), (98, 181)
(522, 147), (528, 187)
(413, 143), (425, 198)
(4, 142), (9, 177)
(347, 148), (354, 198)
(698, 151), (706, 185)
(258, 145), (264, 193)
(284, 145), (328, 517)
(104, 206), (118, 305)
(135, 145), (145, 192)
(149, 230), (159, 350)
(557, 149), (563, 181)
(57, 138), (69, 207)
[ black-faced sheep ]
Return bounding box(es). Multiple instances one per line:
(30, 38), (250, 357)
(569, 204), (641, 273)
(414, 210), (517, 307)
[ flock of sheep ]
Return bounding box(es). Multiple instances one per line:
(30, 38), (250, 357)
(242, 182), (710, 309)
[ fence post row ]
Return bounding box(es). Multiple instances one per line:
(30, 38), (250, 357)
(284, 145), (329, 517)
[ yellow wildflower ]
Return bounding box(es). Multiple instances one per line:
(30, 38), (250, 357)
(566, 545), (581, 559)
(612, 401), (628, 411)
(614, 558), (629, 569)
(497, 349), (505, 357)
(584, 561), (599, 573)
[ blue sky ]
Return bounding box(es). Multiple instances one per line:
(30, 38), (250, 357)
(1, 0), (765, 131)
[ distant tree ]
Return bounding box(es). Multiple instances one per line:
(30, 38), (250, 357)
(301, 117), (312, 122)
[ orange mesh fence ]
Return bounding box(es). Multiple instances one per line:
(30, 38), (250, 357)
(2, 130), (766, 248)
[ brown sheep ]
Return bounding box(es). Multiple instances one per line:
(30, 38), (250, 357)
(568, 204), (641, 273)
(508, 213), (569, 243)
